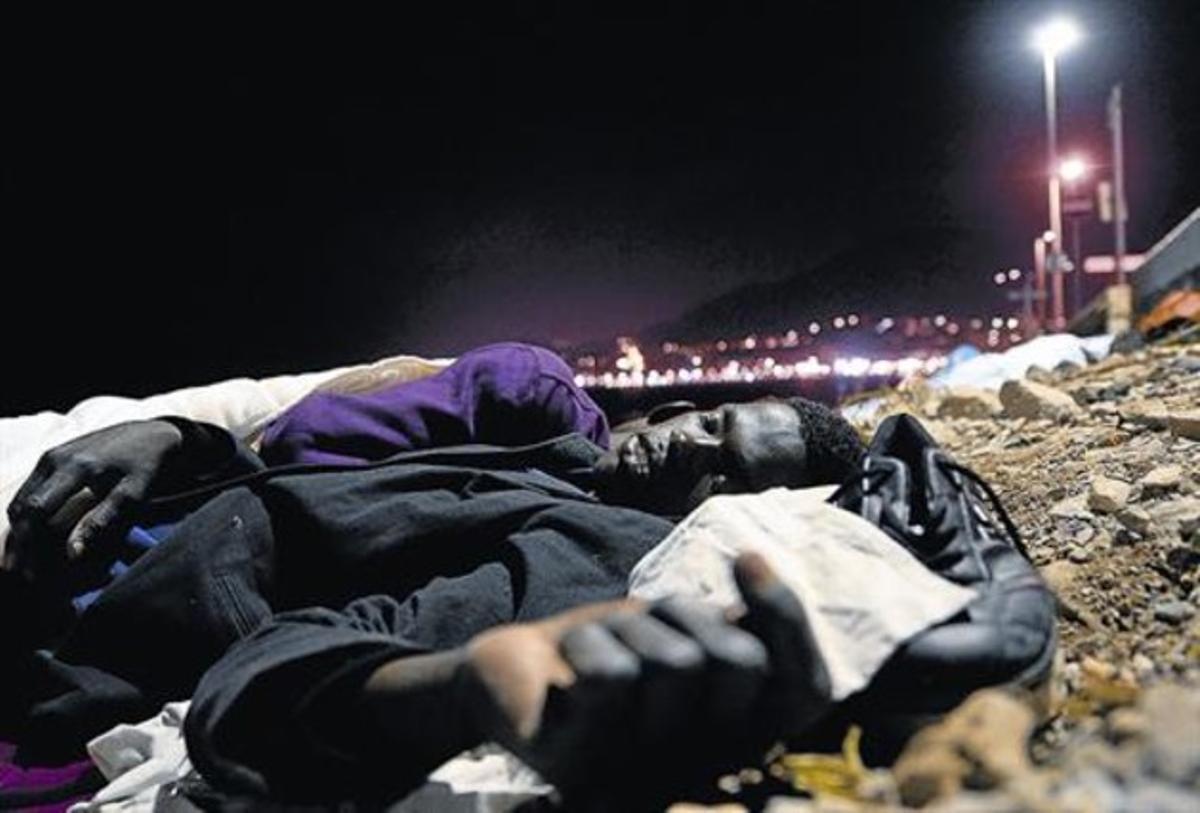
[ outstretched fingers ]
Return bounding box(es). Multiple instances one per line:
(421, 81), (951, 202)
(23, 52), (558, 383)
(733, 552), (833, 738)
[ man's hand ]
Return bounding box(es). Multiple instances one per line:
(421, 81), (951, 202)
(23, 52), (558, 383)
(460, 553), (832, 805)
(3, 419), (185, 582)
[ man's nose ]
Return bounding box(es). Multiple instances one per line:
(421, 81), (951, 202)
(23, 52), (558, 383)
(670, 430), (722, 466)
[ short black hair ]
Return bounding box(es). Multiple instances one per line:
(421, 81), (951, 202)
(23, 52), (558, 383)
(782, 396), (865, 484)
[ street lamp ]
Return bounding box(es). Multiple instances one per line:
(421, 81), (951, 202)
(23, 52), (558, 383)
(1059, 155), (1088, 183)
(1032, 18), (1081, 58)
(1032, 16), (1081, 332)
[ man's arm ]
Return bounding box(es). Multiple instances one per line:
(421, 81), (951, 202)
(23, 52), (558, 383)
(184, 555), (833, 806)
(3, 418), (261, 582)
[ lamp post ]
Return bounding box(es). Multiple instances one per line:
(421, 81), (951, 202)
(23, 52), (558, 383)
(1032, 17), (1081, 332)
(1059, 155), (1090, 317)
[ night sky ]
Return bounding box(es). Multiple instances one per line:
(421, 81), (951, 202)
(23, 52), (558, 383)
(4, 2), (1198, 414)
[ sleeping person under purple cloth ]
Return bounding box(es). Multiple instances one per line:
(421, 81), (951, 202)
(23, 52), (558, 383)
(259, 342), (612, 465)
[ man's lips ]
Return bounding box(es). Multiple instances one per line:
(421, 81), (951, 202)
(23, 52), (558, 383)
(620, 434), (660, 481)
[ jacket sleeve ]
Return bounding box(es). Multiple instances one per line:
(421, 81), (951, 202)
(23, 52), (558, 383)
(155, 417), (265, 493)
(259, 342), (609, 465)
(184, 594), (434, 801)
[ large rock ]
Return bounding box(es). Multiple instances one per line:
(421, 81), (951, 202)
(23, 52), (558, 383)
(1142, 684), (1200, 784)
(1088, 476), (1132, 514)
(937, 388), (1003, 420)
(892, 690), (1036, 807)
(1169, 411), (1200, 441)
(999, 379), (1082, 422)
(1151, 498), (1200, 538)
(1140, 465), (1184, 497)
(1121, 400), (1170, 431)
(1116, 506), (1153, 535)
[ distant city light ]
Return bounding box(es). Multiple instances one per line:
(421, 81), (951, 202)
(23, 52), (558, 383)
(576, 351), (949, 388)
(933, 314), (947, 327)
(1006, 317), (1020, 330)
(743, 336), (757, 350)
(1008, 268), (1022, 282)
(1032, 17), (1081, 58)
(1059, 155), (1088, 182)
(833, 316), (846, 329)
(808, 322), (821, 335)
(847, 314), (860, 327)
(993, 271), (1008, 286)
(991, 317), (1004, 329)
(1042, 230), (1057, 243)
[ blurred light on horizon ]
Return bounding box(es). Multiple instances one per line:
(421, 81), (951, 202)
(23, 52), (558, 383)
(1059, 155), (1089, 182)
(575, 353), (948, 389)
(1032, 17), (1081, 57)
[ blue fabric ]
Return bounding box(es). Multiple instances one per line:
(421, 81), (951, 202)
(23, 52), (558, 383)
(70, 522), (181, 613)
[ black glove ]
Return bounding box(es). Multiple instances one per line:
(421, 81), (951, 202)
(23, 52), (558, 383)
(3, 418), (238, 585)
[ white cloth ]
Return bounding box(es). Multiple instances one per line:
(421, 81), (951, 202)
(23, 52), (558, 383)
(628, 486), (976, 701)
(0, 354), (448, 557)
(69, 702), (192, 812)
(73, 704), (551, 813)
(930, 333), (1114, 391)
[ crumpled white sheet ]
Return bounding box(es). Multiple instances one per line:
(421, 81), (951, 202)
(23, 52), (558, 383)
(72, 486), (973, 811)
(628, 486), (977, 701)
(69, 702), (191, 812)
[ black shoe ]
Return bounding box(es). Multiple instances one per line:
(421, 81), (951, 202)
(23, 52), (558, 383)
(826, 414), (1057, 757)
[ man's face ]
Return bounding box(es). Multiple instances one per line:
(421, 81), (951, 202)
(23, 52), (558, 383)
(596, 401), (809, 515)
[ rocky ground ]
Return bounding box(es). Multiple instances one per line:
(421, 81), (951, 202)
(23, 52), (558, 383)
(677, 335), (1200, 812)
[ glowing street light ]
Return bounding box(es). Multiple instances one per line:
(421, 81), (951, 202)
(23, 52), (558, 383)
(1059, 155), (1088, 183)
(1032, 17), (1081, 57)
(1032, 15), (1081, 332)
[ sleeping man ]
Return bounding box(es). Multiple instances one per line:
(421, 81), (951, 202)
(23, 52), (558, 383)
(1, 343), (1054, 807)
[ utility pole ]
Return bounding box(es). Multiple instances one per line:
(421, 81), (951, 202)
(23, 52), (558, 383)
(1108, 85), (1128, 288)
(1034, 236), (1048, 329)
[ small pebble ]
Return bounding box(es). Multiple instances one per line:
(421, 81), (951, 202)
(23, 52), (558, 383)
(1152, 600), (1195, 625)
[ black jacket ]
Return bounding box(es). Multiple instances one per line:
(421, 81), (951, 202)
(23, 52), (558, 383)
(18, 429), (673, 793)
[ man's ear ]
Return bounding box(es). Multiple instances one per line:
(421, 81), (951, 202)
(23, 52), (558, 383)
(645, 401), (697, 426)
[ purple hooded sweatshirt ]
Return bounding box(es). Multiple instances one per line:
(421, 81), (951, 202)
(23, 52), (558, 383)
(260, 343), (610, 466)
